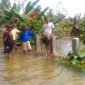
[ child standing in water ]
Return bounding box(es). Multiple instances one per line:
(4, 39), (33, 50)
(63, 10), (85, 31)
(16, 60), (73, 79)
(20, 24), (35, 54)
(3, 25), (14, 58)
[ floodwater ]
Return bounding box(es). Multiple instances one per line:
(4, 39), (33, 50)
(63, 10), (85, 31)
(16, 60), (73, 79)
(0, 38), (85, 85)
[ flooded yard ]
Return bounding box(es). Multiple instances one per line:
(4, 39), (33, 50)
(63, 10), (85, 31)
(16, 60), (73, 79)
(0, 38), (85, 85)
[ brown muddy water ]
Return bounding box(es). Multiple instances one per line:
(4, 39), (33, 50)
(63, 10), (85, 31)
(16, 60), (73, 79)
(0, 38), (85, 85)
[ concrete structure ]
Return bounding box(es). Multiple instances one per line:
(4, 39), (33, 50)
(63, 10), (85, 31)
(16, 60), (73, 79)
(35, 35), (40, 51)
(50, 36), (57, 54)
(72, 38), (79, 51)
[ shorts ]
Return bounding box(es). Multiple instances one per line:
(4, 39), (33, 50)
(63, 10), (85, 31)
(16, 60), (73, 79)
(22, 41), (32, 51)
(42, 36), (51, 45)
(4, 45), (13, 53)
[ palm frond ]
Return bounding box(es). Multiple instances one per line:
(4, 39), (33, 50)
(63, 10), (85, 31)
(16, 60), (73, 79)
(24, 0), (40, 15)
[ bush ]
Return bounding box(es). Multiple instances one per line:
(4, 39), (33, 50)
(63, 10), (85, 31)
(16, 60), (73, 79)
(67, 51), (83, 64)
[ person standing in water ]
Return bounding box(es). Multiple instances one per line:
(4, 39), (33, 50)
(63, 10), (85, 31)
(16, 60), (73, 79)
(3, 25), (14, 58)
(11, 25), (20, 50)
(20, 24), (35, 54)
(42, 17), (55, 57)
(11, 18), (20, 50)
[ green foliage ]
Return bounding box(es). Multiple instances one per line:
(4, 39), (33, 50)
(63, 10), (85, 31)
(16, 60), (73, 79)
(67, 51), (85, 65)
(0, 9), (26, 27)
(67, 51), (81, 64)
(29, 19), (42, 34)
(80, 33), (85, 44)
(61, 19), (73, 29)
(56, 17), (73, 29)
(40, 7), (49, 16)
(1, 0), (11, 10)
(0, 0), (26, 26)
(59, 48), (85, 72)
(56, 13), (66, 23)
(0, 0), (46, 32)
(79, 18), (85, 43)
(24, 1), (32, 15)
(59, 58), (85, 72)
(11, 3), (21, 12)
(24, 0), (40, 15)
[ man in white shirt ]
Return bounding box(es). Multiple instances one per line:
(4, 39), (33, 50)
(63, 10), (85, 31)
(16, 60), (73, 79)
(42, 17), (54, 57)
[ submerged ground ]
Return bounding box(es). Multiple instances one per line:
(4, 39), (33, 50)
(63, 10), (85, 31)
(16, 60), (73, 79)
(0, 38), (85, 85)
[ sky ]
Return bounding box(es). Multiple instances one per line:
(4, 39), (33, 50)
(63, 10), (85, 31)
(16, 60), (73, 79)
(10, 0), (85, 17)
(38, 0), (85, 17)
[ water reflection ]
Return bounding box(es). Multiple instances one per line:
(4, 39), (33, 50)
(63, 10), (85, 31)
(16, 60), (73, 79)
(0, 38), (85, 85)
(3, 56), (30, 85)
(71, 73), (85, 85)
(42, 60), (54, 80)
(3, 58), (16, 85)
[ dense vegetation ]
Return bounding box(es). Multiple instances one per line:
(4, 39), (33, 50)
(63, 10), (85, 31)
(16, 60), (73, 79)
(0, 0), (85, 37)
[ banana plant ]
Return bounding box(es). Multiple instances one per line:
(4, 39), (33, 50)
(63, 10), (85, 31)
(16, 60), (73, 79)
(24, 0), (40, 15)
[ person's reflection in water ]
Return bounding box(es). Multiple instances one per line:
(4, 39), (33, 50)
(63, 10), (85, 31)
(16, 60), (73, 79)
(42, 59), (54, 80)
(3, 58), (15, 84)
(3, 55), (30, 85)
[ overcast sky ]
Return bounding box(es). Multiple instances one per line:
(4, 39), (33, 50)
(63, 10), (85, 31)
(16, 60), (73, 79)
(38, 0), (85, 17)
(10, 0), (85, 17)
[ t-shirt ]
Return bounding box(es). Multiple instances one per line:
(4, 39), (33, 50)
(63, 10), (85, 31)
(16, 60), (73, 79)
(11, 28), (20, 40)
(20, 28), (35, 42)
(43, 22), (54, 37)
